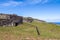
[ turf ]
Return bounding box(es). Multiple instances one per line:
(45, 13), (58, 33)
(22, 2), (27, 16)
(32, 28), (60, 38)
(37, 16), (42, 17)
(0, 21), (60, 40)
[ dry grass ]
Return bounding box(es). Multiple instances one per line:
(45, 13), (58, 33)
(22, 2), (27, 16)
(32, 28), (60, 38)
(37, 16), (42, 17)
(0, 22), (60, 40)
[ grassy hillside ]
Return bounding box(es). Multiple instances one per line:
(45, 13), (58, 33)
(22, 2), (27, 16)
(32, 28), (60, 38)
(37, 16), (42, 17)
(0, 21), (60, 40)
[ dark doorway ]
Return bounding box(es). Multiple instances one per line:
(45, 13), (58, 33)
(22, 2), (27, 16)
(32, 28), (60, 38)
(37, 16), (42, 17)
(15, 23), (18, 26)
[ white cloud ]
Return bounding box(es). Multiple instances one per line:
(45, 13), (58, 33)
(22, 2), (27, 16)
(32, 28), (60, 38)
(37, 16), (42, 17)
(26, 0), (48, 4)
(0, 1), (23, 6)
(0, 0), (49, 7)
(28, 0), (42, 4)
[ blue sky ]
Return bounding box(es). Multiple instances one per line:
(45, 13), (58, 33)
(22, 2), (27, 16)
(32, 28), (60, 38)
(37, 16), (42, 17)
(0, 0), (60, 22)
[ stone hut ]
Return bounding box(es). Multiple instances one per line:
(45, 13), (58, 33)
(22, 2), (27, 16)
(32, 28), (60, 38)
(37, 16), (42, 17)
(0, 14), (23, 26)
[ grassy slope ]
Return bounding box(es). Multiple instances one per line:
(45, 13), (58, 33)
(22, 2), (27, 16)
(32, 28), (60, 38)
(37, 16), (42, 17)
(31, 21), (60, 38)
(0, 21), (60, 40)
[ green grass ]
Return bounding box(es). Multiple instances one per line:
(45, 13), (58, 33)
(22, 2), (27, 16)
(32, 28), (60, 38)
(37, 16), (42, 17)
(0, 21), (60, 40)
(31, 21), (60, 38)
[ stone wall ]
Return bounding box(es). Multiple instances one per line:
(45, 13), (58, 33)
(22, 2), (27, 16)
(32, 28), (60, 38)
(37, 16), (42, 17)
(0, 14), (23, 26)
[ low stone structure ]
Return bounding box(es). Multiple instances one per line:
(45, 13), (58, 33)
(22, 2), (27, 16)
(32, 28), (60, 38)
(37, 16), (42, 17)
(23, 17), (33, 23)
(0, 14), (23, 26)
